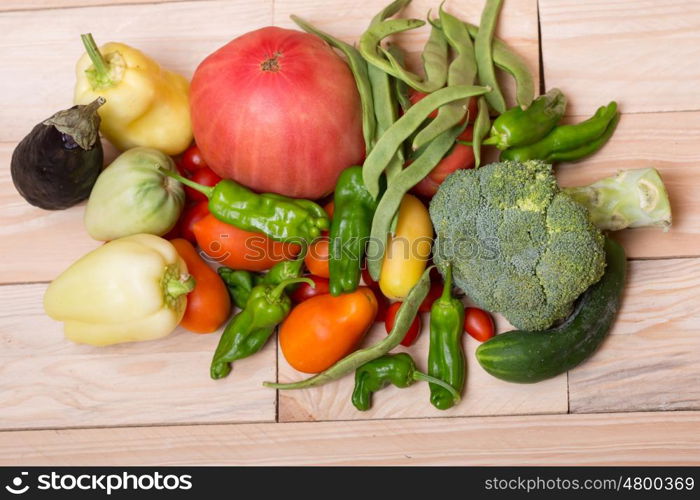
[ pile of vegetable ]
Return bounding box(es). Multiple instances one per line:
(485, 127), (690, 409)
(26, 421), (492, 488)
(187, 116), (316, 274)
(13, 0), (673, 412)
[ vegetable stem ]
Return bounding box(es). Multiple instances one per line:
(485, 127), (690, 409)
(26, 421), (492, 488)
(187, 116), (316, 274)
(269, 277), (314, 301)
(166, 274), (195, 298)
(159, 167), (215, 199)
(81, 33), (113, 87)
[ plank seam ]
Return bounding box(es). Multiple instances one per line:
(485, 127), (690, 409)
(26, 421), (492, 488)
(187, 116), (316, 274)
(0, 0), (197, 15)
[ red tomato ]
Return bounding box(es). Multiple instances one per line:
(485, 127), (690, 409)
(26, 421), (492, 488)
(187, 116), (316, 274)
(178, 201), (210, 244)
(180, 144), (208, 174)
(409, 91), (477, 123)
(419, 281), (444, 313)
(323, 200), (335, 219)
(304, 237), (330, 278)
(374, 292), (390, 323)
(190, 27), (364, 199)
(185, 167), (222, 202)
(464, 307), (495, 342)
(385, 301), (422, 347)
(361, 267), (380, 291)
(290, 275), (330, 303)
(412, 126), (475, 198)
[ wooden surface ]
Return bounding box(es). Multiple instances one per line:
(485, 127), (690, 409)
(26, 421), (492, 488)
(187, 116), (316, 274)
(0, 0), (699, 465)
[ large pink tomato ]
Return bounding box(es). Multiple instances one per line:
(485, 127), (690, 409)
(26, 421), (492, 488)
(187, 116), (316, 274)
(190, 27), (365, 199)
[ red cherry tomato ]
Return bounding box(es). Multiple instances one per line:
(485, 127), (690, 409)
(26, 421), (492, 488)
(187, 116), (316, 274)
(412, 126), (475, 198)
(419, 281), (444, 313)
(178, 201), (210, 244)
(290, 275), (330, 303)
(180, 144), (208, 173)
(374, 291), (390, 323)
(464, 307), (495, 342)
(361, 267), (380, 291)
(385, 301), (422, 347)
(185, 167), (222, 202)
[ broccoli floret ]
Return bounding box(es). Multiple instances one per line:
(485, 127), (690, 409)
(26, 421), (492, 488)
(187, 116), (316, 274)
(430, 160), (606, 331)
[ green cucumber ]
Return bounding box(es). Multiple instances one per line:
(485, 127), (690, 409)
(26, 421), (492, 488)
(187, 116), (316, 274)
(475, 238), (626, 383)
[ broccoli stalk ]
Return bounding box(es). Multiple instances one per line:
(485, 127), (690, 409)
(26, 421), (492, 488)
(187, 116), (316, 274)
(563, 168), (671, 232)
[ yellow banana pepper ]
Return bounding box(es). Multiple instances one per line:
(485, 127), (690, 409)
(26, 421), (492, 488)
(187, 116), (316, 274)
(74, 33), (192, 155)
(44, 234), (195, 346)
(379, 194), (433, 300)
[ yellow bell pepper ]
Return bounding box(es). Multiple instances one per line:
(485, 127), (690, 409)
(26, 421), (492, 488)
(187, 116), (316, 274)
(74, 33), (192, 155)
(44, 234), (194, 346)
(379, 194), (433, 300)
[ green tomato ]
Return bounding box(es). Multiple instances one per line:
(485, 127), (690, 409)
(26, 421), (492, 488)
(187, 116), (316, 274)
(85, 147), (185, 241)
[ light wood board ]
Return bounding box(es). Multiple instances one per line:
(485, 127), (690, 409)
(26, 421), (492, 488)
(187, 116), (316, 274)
(0, 0), (699, 465)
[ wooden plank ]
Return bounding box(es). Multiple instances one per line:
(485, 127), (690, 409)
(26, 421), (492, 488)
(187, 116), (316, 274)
(539, 0), (700, 115)
(0, 1), (200, 13)
(2, 411), (700, 465)
(0, 283), (277, 429)
(0, 0), (273, 143)
(569, 257), (700, 413)
(556, 111), (700, 259)
(274, 0), (540, 107)
(278, 316), (567, 422)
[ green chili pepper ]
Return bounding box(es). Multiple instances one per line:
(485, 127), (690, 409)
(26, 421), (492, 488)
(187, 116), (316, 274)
(412, 7), (476, 151)
(263, 266), (433, 390)
(257, 256), (305, 287)
(362, 85), (490, 199)
(290, 15), (376, 153)
(546, 110), (620, 163)
(329, 166), (380, 296)
(428, 263), (466, 410)
(351, 353), (461, 411)
(484, 88), (567, 150)
(472, 96), (491, 167)
(462, 23), (535, 109)
(475, 0), (507, 114)
(366, 123), (466, 281)
(218, 268), (258, 309)
(161, 171), (329, 243)
(210, 276), (313, 380)
(500, 101), (619, 163)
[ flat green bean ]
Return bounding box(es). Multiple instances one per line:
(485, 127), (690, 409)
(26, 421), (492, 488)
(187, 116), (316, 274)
(475, 0), (507, 114)
(465, 23), (534, 109)
(412, 7), (476, 150)
(359, 18), (426, 79)
(370, 0), (412, 25)
(291, 15), (376, 152)
(472, 96), (490, 167)
(362, 85), (489, 198)
(263, 266), (433, 390)
(366, 124), (466, 280)
(381, 24), (449, 93)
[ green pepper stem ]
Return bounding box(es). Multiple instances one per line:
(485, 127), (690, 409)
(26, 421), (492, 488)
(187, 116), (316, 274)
(167, 274), (196, 298)
(81, 33), (113, 86)
(158, 167), (214, 199)
(481, 136), (498, 146)
(269, 277), (314, 301)
(440, 263), (453, 301)
(412, 371), (461, 403)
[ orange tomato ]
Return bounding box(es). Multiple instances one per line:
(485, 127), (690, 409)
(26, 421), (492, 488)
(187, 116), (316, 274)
(171, 238), (231, 333)
(280, 287), (378, 373)
(304, 237), (330, 278)
(323, 200), (335, 219)
(412, 127), (475, 198)
(193, 214), (299, 271)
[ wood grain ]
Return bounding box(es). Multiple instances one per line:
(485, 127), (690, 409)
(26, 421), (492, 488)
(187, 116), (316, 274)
(0, 1), (200, 12)
(274, 0), (540, 108)
(0, 0), (272, 143)
(569, 257), (700, 413)
(278, 318), (568, 422)
(539, 0), (700, 115)
(2, 411), (699, 465)
(0, 283), (277, 430)
(556, 111), (700, 259)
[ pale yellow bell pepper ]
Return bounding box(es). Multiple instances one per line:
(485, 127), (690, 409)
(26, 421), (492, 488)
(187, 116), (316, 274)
(379, 194), (433, 300)
(74, 33), (192, 155)
(44, 234), (194, 346)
